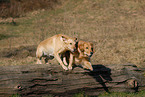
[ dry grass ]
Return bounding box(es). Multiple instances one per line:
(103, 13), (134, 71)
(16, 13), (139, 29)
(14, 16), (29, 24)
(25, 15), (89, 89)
(0, 0), (145, 68)
(0, 0), (59, 18)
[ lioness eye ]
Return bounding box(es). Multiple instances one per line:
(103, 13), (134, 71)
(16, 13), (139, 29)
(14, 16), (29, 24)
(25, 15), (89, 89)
(70, 43), (72, 45)
(86, 47), (88, 49)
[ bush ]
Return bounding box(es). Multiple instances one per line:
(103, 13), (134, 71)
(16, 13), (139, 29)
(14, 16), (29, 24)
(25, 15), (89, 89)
(0, 0), (58, 18)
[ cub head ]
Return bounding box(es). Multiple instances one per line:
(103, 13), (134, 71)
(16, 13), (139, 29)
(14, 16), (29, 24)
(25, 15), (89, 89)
(61, 35), (77, 52)
(78, 41), (94, 57)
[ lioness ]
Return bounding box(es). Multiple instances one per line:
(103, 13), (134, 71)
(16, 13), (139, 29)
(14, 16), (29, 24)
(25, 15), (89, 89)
(62, 40), (94, 71)
(36, 34), (77, 70)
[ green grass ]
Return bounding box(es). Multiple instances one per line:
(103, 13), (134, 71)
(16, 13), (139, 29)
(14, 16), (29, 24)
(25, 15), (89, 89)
(36, 90), (145, 97)
(73, 92), (87, 97)
(43, 91), (145, 97)
(72, 91), (145, 97)
(10, 93), (20, 97)
(99, 90), (145, 97)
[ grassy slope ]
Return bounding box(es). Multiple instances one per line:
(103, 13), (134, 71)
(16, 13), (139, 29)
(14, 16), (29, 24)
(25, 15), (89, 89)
(0, 0), (145, 67)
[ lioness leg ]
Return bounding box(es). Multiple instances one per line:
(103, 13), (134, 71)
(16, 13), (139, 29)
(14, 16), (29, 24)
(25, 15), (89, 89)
(54, 52), (68, 70)
(36, 47), (43, 64)
(45, 57), (49, 64)
(68, 53), (74, 70)
(63, 57), (68, 66)
(37, 57), (42, 64)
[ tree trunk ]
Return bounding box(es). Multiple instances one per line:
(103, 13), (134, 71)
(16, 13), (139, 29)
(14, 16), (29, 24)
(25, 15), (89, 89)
(0, 63), (144, 97)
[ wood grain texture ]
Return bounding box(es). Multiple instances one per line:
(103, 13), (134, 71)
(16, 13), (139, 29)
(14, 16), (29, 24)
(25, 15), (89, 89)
(0, 63), (144, 97)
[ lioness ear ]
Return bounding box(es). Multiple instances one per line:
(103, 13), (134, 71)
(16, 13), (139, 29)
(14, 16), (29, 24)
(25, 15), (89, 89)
(90, 43), (94, 52)
(74, 37), (77, 41)
(61, 36), (67, 42)
(90, 42), (93, 47)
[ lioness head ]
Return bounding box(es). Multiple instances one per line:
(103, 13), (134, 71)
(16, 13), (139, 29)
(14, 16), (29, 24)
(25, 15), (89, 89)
(78, 41), (94, 57)
(61, 35), (77, 52)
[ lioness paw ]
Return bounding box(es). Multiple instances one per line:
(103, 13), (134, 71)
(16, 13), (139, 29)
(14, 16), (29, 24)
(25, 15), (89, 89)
(63, 66), (68, 71)
(68, 66), (72, 70)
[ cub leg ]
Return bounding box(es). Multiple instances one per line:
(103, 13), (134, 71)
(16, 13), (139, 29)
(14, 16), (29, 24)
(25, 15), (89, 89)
(83, 60), (93, 71)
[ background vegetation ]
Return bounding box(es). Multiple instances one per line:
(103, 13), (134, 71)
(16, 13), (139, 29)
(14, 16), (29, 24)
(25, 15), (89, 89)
(0, 0), (59, 18)
(0, 0), (145, 67)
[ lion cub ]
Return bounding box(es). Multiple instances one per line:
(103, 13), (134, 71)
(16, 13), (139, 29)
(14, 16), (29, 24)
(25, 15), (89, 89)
(36, 34), (77, 70)
(62, 41), (94, 71)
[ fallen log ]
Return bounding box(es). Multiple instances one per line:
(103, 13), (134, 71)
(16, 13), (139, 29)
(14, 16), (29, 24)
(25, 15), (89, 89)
(0, 63), (144, 97)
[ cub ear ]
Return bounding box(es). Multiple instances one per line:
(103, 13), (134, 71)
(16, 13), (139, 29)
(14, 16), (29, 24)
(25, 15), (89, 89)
(78, 41), (84, 52)
(61, 36), (67, 42)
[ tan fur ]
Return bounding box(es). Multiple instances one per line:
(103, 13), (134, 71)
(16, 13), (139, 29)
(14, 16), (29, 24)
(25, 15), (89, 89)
(62, 41), (94, 71)
(36, 34), (77, 70)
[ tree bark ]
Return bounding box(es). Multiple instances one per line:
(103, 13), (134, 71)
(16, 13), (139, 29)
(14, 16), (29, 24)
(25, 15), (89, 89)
(0, 63), (144, 97)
